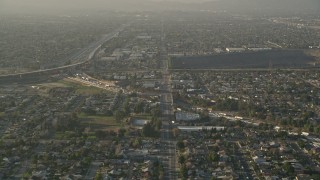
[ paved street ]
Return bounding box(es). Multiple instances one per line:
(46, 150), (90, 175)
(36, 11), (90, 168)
(159, 25), (178, 179)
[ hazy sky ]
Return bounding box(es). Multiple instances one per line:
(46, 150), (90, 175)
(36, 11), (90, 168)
(1, 0), (319, 15)
(1, 0), (209, 14)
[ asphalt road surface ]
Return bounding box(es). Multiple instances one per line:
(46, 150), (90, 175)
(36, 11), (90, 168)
(159, 28), (178, 179)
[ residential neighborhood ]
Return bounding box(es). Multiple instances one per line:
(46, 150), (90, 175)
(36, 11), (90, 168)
(1, 4), (320, 180)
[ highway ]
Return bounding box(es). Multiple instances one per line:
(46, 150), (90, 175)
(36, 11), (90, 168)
(0, 23), (130, 79)
(66, 23), (130, 64)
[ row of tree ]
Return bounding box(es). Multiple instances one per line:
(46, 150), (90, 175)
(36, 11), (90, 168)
(142, 106), (162, 137)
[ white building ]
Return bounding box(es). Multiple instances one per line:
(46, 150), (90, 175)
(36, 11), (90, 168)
(226, 48), (245, 53)
(178, 126), (225, 132)
(143, 81), (156, 88)
(175, 112), (200, 121)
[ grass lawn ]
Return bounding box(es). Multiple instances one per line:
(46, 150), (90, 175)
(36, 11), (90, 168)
(75, 86), (107, 95)
(132, 114), (152, 120)
(54, 131), (76, 139)
(39, 78), (114, 95)
(62, 79), (113, 95)
(79, 113), (120, 131)
(38, 82), (70, 88)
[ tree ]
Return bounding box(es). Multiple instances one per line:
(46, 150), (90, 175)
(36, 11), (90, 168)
(309, 124), (314, 133)
(177, 140), (185, 150)
(173, 128), (180, 137)
(298, 140), (306, 149)
(131, 138), (142, 148)
(283, 162), (295, 176)
(315, 126), (320, 135)
(151, 107), (162, 117)
(104, 110), (113, 116)
(155, 119), (162, 130)
(311, 174), (320, 179)
(134, 101), (144, 114)
(180, 164), (188, 179)
(216, 98), (239, 111)
(114, 110), (125, 122)
(22, 171), (31, 179)
(82, 157), (92, 167)
(118, 128), (126, 137)
(208, 152), (219, 162)
(123, 97), (130, 115)
(55, 112), (80, 131)
(95, 172), (103, 180)
(179, 155), (186, 164)
(142, 123), (159, 137)
(83, 108), (97, 115)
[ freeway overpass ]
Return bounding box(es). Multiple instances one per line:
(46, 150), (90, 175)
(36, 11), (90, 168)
(0, 23), (129, 84)
(0, 61), (90, 84)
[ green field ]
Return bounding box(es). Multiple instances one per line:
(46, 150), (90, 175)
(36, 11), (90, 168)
(39, 79), (113, 95)
(132, 114), (152, 120)
(39, 81), (70, 88)
(79, 113), (120, 131)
